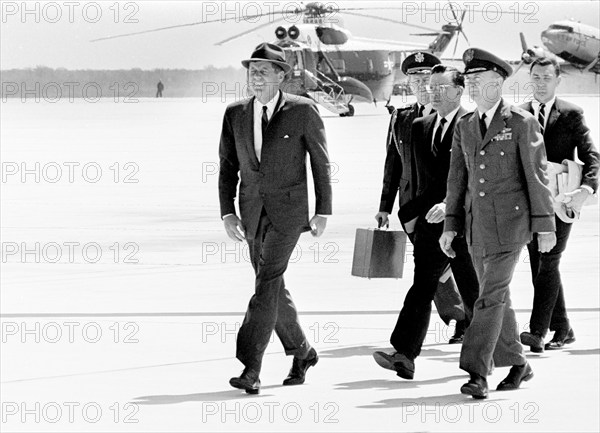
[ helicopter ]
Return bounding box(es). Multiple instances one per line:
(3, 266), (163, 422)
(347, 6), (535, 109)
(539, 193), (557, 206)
(212, 2), (471, 116)
(515, 20), (600, 74)
(91, 2), (473, 116)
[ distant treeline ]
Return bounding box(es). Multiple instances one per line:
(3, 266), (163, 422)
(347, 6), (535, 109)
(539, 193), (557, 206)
(1, 66), (248, 100)
(1, 65), (598, 101)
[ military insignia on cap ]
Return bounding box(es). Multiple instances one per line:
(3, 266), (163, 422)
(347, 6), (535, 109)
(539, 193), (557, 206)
(464, 49), (474, 62)
(415, 52), (425, 63)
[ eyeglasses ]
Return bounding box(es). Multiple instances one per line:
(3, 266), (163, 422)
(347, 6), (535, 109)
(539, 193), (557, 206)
(425, 84), (458, 93)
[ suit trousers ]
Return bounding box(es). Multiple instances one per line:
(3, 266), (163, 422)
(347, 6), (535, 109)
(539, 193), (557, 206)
(460, 248), (526, 377)
(236, 211), (310, 373)
(527, 217), (572, 336)
(390, 219), (479, 360)
(405, 230), (467, 326)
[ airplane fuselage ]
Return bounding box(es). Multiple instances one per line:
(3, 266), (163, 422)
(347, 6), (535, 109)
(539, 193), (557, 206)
(541, 21), (599, 66)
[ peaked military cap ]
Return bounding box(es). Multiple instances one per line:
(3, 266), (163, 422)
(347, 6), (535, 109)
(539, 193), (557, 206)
(462, 47), (513, 79)
(401, 52), (441, 75)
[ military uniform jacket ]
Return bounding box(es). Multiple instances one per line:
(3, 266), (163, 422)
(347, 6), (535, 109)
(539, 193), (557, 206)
(379, 103), (421, 222)
(218, 93), (332, 239)
(444, 99), (556, 255)
(521, 98), (599, 192)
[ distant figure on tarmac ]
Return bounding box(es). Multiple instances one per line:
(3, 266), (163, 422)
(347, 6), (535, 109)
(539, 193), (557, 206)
(156, 80), (164, 98)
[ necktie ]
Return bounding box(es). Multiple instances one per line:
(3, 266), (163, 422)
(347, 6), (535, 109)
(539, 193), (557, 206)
(261, 105), (269, 136)
(538, 103), (546, 135)
(479, 113), (487, 138)
(432, 117), (447, 156)
(418, 104), (424, 117)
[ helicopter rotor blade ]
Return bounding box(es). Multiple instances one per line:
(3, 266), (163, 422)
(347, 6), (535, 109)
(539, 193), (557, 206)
(338, 11), (439, 33)
(452, 34), (460, 56)
(91, 8), (299, 42)
(448, 2), (459, 22)
(215, 17), (287, 45)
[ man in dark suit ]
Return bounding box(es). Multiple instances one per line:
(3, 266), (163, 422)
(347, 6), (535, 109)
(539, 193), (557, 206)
(519, 57), (599, 353)
(375, 52), (469, 346)
(218, 43), (332, 394)
(440, 48), (557, 399)
(373, 65), (479, 379)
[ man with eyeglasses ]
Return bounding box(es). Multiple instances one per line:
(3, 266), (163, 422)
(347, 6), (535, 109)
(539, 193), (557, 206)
(519, 57), (599, 353)
(373, 64), (479, 380)
(440, 48), (557, 399)
(219, 43), (332, 394)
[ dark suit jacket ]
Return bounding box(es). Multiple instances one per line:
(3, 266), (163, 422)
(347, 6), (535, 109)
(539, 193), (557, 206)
(218, 92), (332, 239)
(445, 99), (556, 255)
(401, 106), (468, 222)
(379, 103), (421, 223)
(521, 98), (599, 192)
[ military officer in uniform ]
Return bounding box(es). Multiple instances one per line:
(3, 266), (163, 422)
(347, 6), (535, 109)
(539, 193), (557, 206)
(440, 48), (557, 399)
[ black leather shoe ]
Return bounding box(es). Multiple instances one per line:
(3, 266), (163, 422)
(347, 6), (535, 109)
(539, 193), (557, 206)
(496, 362), (533, 391)
(520, 331), (544, 353)
(545, 328), (576, 350)
(460, 373), (488, 399)
(449, 320), (467, 344)
(283, 348), (318, 386)
(230, 368), (260, 394)
(372, 351), (414, 379)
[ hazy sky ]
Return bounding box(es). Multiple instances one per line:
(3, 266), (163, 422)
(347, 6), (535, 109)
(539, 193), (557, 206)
(1, 0), (599, 69)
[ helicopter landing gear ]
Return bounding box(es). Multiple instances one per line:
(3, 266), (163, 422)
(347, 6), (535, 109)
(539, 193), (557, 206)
(339, 103), (355, 117)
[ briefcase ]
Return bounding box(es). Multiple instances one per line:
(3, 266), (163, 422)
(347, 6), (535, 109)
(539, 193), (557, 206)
(351, 228), (408, 279)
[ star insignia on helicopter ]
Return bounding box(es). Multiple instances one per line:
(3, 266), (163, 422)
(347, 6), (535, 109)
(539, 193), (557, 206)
(415, 52), (425, 63)
(384, 58), (394, 71)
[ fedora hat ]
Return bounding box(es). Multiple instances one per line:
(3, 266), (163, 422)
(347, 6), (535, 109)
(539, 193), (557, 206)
(242, 42), (292, 74)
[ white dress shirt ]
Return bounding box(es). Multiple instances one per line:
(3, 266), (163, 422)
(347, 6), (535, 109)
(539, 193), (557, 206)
(253, 91), (281, 162)
(532, 97), (556, 132)
(477, 98), (502, 130)
(432, 106), (461, 147)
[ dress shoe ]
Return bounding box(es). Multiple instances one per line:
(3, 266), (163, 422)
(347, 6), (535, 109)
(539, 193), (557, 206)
(283, 348), (318, 386)
(229, 368), (260, 394)
(460, 373), (488, 399)
(545, 328), (576, 350)
(496, 362), (534, 391)
(372, 351), (415, 379)
(520, 331), (544, 353)
(449, 320), (467, 344)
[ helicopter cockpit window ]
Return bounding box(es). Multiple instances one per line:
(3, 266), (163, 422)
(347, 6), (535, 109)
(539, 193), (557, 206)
(331, 59), (346, 73)
(549, 24), (574, 32)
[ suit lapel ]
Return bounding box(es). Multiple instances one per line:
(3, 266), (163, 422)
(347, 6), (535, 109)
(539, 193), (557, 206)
(482, 101), (506, 148)
(545, 98), (561, 137)
(423, 114), (436, 155)
(441, 106), (465, 150)
(244, 97), (260, 169)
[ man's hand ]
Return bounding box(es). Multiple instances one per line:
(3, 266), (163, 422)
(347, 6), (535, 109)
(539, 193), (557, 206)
(309, 215), (327, 237)
(561, 188), (590, 213)
(537, 232), (557, 253)
(426, 202), (446, 224)
(223, 215), (245, 242)
(374, 211), (390, 228)
(439, 231), (456, 258)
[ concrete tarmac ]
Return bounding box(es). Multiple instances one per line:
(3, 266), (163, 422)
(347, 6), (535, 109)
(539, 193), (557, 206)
(1, 96), (598, 432)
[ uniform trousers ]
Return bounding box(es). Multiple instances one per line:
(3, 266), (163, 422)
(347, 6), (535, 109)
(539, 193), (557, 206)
(460, 248), (526, 377)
